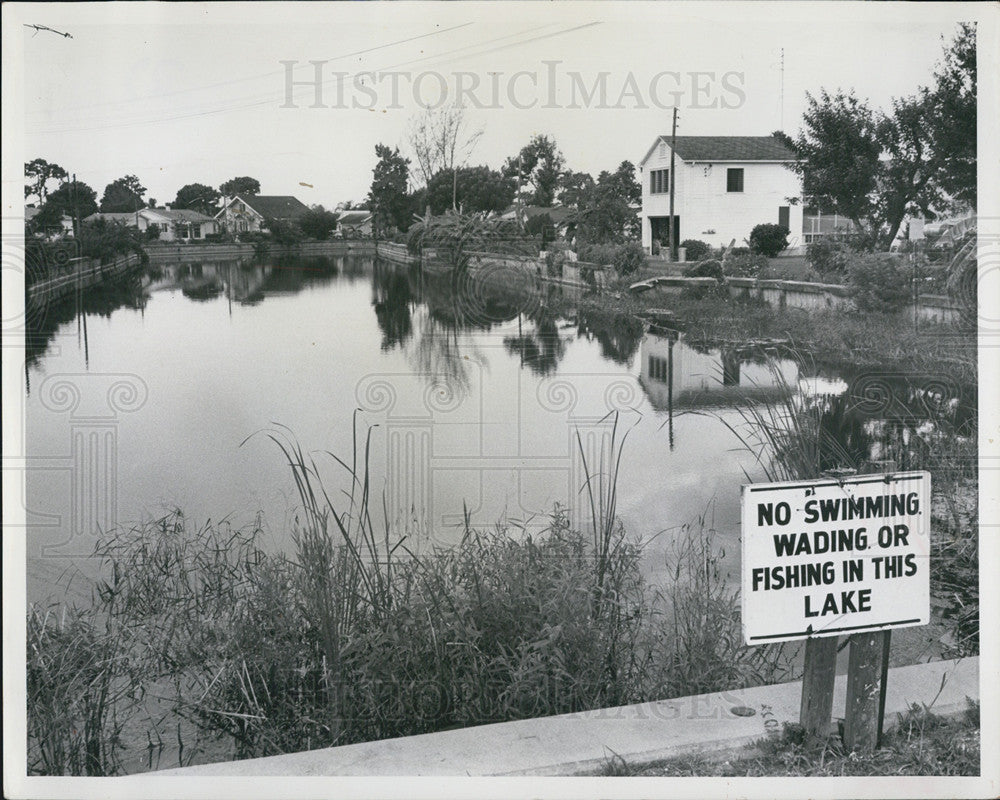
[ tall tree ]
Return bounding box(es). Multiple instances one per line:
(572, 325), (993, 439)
(100, 175), (147, 213)
(789, 90), (939, 248)
(219, 176), (261, 197)
(425, 166), (515, 215)
(407, 105), (484, 188)
(35, 179), (98, 230)
(24, 158), (68, 205)
(925, 23), (976, 209)
(367, 144), (411, 236)
(572, 163), (641, 245)
(502, 135), (565, 207)
(173, 183), (220, 215)
(298, 206), (340, 240)
(557, 171), (596, 208)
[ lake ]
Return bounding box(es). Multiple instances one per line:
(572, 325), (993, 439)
(23, 252), (960, 604)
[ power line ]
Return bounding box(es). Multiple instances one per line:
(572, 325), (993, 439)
(28, 21), (599, 136)
(24, 24), (72, 39)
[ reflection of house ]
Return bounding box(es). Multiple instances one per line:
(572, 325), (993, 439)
(639, 135), (803, 253)
(336, 209), (373, 237)
(638, 331), (799, 411)
(215, 194), (310, 233)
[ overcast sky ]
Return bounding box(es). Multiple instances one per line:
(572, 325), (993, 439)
(8, 2), (991, 209)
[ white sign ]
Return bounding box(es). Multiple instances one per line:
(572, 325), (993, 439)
(741, 471), (931, 645)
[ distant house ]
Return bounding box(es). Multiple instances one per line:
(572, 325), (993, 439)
(500, 204), (575, 238)
(141, 208), (218, 241)
(27, 205), (75, 237)
(83, 208), (217, 241)
(335, 209), (373, 237)
(639, 135), (803, 254)
(215, 194), (310, 233)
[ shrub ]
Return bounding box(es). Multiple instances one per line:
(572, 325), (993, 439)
(847, 253), (912, 313)
(578, 242), (645, 277)
(682, 258), (724, 283)
(807, 237), (852, 275)
(264, 218), (304, 246)
(680, 239), (711, 261)
(723, 252), (768, 278)
(748, 223), (790, 257)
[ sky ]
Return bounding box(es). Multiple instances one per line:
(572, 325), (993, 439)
(7, 2), (991, 209)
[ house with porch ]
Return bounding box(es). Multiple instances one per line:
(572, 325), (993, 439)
(336, 209), (373, 237)
(639, 135), (803, 255)
(141, 208), (218, 241)
(215, 194), (310, 234)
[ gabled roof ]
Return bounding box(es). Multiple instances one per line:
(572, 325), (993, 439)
(144, 208), (216, 223)
(235, 194), (310, 220)
(641, 135), (796, 165)
(337, 209), (372, 225)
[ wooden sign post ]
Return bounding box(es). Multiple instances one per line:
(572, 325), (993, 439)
(742, 471), (931, 751)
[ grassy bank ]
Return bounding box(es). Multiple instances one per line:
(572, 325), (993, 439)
(598, 702), (980, 777)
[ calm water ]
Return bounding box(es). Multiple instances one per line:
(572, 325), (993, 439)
(23, 254), (963, 603)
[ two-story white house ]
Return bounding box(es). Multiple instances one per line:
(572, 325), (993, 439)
(639, 135), (803, 255)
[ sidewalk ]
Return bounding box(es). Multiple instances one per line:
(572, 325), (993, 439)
(153, 657), (977, 777)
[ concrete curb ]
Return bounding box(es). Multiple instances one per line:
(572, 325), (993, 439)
(151, 657), (977, 777)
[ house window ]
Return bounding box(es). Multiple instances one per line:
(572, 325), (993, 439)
(648, 355), (669, 383)
(658, 142), (667, 158)
(192, 226), (202, 239)
(650, 169), (669, 194)
(727, 168), (744, 193)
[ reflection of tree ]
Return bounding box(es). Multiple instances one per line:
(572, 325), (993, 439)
(503, 313), (565, 376)
(372, 266), (413, 351)
(405, 308), (479, 401)
(25, 274), (148, 379)
(575, 306), (643, 366)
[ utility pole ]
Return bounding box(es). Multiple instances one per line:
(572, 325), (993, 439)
(669, 107), (678, 261)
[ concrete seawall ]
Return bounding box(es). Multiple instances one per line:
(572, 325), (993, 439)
(152, 656), (977, 777)
(146, 240), (376, 262)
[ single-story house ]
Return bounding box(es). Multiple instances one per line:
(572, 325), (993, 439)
(140, 208), (218, 241)
(335, 209), (373, 237)
(639, 135), (804, 254)
(83, 208), (217, 241)
(26, 205), (75, 237)
(215, 194), (310, 233)
(500, 204), (576, 238)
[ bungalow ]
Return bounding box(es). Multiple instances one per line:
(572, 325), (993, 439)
(83, 208), (217, 241)
(336, 209), (373, 237)
(27, 205), (76, 238)
(140, 208), (218, 241)
(500, 204), (576, 239)
(639, 135), (803, 254)
(215, 194), (310, 233)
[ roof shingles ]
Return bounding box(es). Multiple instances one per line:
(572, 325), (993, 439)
(237, 194), (310, 221)
(661, 136), (796, 162)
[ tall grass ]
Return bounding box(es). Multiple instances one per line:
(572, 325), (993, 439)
(28, 414), (794, 773)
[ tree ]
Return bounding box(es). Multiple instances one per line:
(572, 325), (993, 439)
(35, 179), (98, 231)
(407, 106), (484, 188)
(573, 163), (641, 245)
(925, 23), (976, 208)
(299, 206), (340, 240)
(789, 90), (939, 249)
(502, 135), (565, 207)
(219, 176), (261, 197)
(24, 158), (68, 205)
(557, 171), (596, 208)
(367, 144), (411, 236)
(425, 166), (515, 215)
(100, 175), (147, 213)
(173, 183), (220, 215)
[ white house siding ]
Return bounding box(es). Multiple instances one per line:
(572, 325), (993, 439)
(641, 148), (803, 254)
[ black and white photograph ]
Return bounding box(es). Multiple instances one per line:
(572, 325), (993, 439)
(3, 2), (998, 798)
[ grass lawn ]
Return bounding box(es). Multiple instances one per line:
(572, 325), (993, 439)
(598, 703), (980, 777)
